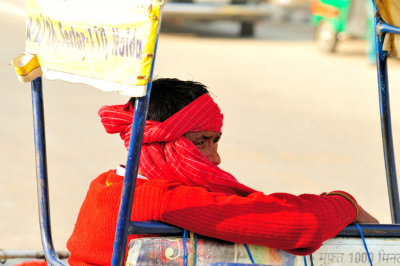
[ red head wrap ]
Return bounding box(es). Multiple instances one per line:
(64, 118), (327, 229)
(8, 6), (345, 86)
(99, 94), (255, 196)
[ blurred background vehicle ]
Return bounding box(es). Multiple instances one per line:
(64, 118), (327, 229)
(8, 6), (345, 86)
(162, 0), (271, 37)
(270, 0), (312, 10)
(310, 0), (374, 59)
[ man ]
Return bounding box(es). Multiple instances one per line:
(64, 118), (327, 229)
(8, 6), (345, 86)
(67, 78), (378, 265)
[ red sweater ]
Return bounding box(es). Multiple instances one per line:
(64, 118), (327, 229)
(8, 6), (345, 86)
(67, 170), (357, 265)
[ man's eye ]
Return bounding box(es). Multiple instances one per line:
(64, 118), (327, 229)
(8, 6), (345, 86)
(195, 141), (204, 146)
(213, 137), (220, 143)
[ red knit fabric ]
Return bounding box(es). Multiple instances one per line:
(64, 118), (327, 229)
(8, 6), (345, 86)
(67, 170), (358, 265)
(98, 94), (255, 196)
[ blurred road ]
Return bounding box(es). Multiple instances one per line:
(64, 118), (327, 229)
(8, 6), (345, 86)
(1, 0), (400, 259)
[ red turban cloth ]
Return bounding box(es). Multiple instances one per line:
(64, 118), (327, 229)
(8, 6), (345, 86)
(99, 94), (255, 196)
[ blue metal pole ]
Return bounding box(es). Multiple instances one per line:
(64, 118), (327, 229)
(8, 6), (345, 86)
(372, 2), (400, 223)
(128, 221), (183, 235)
(379, 22), (400, 35)
(31, 77), (65, 266)
(111, 36), (160, 266)
(338, 224), (400, 237)
(110, 90), (151, 266)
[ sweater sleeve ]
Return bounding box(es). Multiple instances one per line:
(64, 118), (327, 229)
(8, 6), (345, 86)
(148, 182), (357, 255)
(67, 171), (358, 265)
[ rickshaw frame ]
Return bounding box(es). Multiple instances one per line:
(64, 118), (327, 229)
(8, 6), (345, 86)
(373, 15), (400, 223)
(21, 0), (400, 265)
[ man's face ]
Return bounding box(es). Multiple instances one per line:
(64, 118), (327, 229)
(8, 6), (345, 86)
(184, 131), (221, 165)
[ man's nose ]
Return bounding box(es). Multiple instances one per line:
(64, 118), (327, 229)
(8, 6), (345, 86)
(206, 147), (221, 165)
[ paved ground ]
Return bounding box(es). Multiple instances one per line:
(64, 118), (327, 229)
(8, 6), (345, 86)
(1, 0), (400, 261)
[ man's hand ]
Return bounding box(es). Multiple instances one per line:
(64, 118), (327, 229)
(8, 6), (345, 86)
(355, 206), (379, 224)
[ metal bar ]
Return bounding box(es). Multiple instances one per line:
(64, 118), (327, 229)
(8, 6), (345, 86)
(31, 77), (65, 266)
(126, 222), (400, 238)
(128, 221), (184, 235)
(0, 250), (69, 261)
(111, 89), (151, 266)
(372, 2), (400, 223)
(337, 224), (400, 237)
(378, 22), (400, 35)
(111, 36), (161, 266)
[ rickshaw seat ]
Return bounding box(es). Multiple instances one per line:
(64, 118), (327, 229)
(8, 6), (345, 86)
(125, 234), (400, 265)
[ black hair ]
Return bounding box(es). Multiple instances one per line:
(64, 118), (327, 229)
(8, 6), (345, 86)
(129, 78), (209, 122)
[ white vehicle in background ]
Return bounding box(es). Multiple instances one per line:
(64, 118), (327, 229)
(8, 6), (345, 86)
(162, 0), (271, 37)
